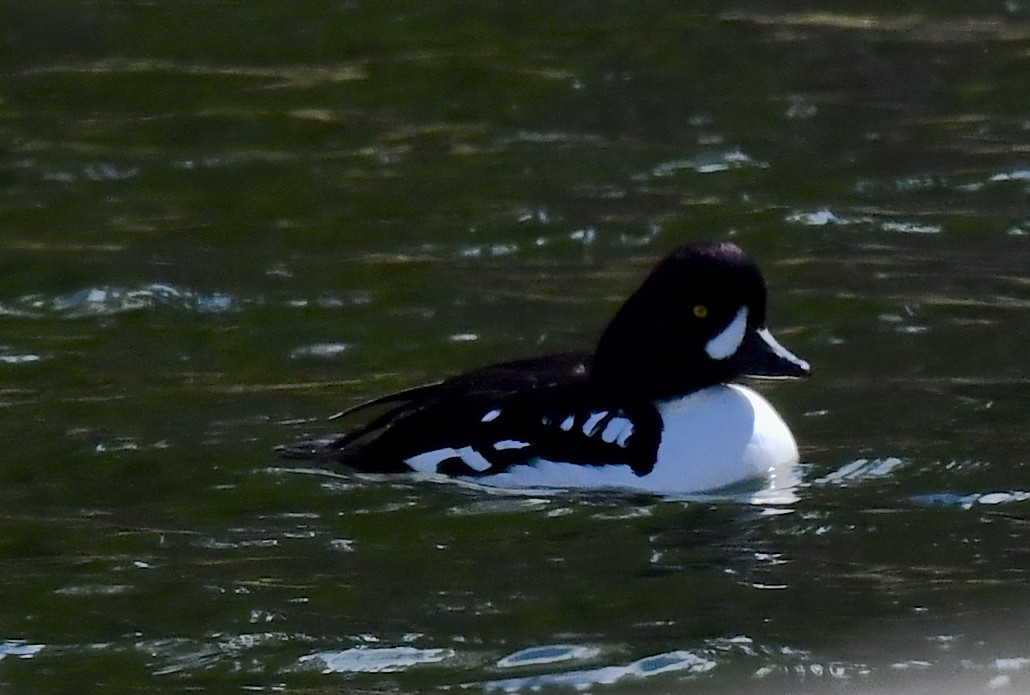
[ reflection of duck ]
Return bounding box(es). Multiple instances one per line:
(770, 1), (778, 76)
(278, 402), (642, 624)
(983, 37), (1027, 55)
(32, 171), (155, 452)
(278, 240), (810, 494)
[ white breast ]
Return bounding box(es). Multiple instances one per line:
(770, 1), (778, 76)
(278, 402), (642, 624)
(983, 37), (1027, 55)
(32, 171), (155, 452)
(468, 384), (799, 495)
(647, 384), (799, 492)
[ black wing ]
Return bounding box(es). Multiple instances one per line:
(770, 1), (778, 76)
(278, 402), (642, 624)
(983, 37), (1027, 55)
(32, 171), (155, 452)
(276, 351), (662, 476)
(276, 352), (592, 464)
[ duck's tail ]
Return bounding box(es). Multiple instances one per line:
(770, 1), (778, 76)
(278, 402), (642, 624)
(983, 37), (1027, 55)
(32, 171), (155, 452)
(273, 435), (347, 460)
(276, 381), (448, 462)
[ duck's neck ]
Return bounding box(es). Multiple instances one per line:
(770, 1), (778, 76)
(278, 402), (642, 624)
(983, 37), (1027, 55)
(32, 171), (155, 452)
(589, 320), (732, 402)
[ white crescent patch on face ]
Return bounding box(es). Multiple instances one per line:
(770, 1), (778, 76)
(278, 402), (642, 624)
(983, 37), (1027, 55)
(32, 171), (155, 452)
(705, 306), (748, 360)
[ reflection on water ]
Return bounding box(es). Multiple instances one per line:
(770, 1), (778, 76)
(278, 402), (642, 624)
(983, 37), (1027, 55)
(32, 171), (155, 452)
(2, 0), (1029, 693)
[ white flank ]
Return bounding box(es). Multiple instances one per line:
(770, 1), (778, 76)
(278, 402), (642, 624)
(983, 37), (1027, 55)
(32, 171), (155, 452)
(405, 448), (460, 473)
(705, 306), (748, 360)
(470, 384), (799, 496)
(405, 446), (492, 473)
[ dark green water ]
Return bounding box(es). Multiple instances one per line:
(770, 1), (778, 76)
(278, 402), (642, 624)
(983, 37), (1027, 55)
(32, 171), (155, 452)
(2, 2), (1029, 692)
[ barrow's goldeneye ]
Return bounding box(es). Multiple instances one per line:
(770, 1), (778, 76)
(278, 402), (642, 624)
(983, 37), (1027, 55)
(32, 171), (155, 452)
(277, 240), (810, 494)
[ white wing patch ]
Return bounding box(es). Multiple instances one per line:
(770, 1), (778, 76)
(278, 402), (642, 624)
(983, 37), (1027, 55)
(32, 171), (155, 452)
(543, 411), (637, 448)
(615, 425), (634, 448)
(401, 407), (642, 477)
(581, 411), (609, 436)
(456, 446), (493, 471)
(600, 417), (634, 447)
(493, 439), (531, 451)
(705, 306), (748, 360)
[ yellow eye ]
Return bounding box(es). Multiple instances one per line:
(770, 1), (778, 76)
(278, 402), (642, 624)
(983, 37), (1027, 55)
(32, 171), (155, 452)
(692, 304), (708, 319)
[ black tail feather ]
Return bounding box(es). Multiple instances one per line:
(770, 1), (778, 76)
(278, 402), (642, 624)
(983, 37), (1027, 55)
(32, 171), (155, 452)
(273, 435), (348, 461)
(326, 381), (444, 421)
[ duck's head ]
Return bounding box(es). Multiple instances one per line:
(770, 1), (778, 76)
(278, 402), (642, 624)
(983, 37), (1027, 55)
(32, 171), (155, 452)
(590, 240), (810, 399)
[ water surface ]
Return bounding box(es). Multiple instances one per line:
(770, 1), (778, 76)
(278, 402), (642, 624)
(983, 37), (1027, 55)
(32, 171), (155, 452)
(1, 2), (1028, 692)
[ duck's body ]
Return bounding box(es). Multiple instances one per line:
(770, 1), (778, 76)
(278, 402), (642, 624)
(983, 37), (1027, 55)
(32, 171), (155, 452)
(278, 241), (810, 494)
(459, 384), (797, 494)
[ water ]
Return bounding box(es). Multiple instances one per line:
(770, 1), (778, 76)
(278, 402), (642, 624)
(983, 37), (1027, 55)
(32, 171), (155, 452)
(1, 1), (1028, 692)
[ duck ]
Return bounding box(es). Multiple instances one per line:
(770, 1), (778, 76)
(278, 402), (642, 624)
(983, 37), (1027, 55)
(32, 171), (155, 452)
(277, 240), (810, 494)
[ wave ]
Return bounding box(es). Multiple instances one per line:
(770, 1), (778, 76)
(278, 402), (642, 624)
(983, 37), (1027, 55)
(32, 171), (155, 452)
(0, 284), (235, 318)
(0, 284), (377, 319)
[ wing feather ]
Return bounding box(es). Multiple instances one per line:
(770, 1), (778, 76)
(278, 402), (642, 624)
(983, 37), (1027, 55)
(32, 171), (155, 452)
(276, 351), (663, 476)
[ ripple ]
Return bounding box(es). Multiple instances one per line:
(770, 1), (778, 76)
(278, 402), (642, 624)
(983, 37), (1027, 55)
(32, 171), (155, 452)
(0, 284), (236, 318)
(881, 221), (943, 234)
(0, 286), (379, 318)
(496, 644), (601, 669)
(446, 496), (551, 516)
(785, 208), (872, 226)
(0, 640), (45, 660)
(54, 584), (133, 596)
(300, 645), (454, 673)
(283, 292), (372, 309)
(855, 165), (1030, 194)
(197, 536), (280, 550)
(40, 162), (141, 183)
(813, 457), (905, 485)
(288, 342), (351, 360)
(482, 650), (716, 692)
(913, 490), (1030, 510)
(94, 438), (171, 454)
(459, 243), (520, 258)
(496, 131), (606, 146)
(784, 209), (943, 234)
(988, 168), (1030, 183)
(137, 632), (301, 676)
(0, 351), (42, 365)
(650, 149), (768, 177)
